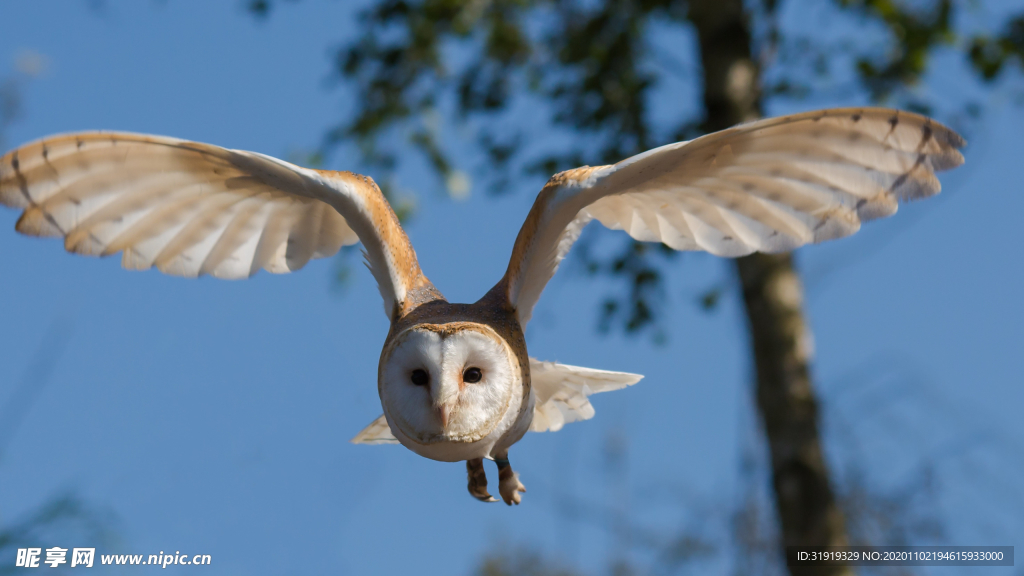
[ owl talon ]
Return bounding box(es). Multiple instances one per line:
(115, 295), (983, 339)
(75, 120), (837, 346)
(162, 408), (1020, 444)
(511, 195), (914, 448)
(496, 457), (526, 506)
(466, 458), (498, 502)
(499, 473), (526, 505)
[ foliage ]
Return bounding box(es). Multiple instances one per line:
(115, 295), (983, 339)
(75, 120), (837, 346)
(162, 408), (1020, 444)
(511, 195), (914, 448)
(968, 13), (1024, 80)
(0, 494), (114, 576)
(0, 50), (47, 152)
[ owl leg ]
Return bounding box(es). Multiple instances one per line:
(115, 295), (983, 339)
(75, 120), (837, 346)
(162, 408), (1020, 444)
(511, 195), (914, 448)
(495, 453), (527, 506)
(466, 458), (498, 502)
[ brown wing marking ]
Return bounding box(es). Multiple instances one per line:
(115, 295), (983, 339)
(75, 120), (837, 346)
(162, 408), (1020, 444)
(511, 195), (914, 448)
(314, 169), (443, 319)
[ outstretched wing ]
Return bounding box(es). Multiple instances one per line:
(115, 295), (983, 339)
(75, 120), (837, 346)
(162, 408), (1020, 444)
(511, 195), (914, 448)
(528, 359), (642, 433)
(498, 108), (966, 327)
(350, 359), (642, 442)
(0, 132), (432, 319)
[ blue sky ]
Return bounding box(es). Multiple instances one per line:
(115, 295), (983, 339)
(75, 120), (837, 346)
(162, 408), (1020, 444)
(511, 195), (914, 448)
(0, 1), (1021, 574)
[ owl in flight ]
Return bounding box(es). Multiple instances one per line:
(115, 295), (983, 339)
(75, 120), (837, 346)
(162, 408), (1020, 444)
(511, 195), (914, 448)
(0, 108), (964, 505)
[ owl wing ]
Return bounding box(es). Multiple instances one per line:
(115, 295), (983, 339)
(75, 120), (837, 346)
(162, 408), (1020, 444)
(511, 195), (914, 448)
(351, 415), (400, 445)
(1, 132), (431, 319)
(528, 358), (642, 433)
(350, 359), (642, 442)
(498, 108), (966, 327)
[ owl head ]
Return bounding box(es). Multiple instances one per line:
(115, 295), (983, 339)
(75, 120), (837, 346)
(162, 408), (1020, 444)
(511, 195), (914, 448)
(378, 322), (522, 454)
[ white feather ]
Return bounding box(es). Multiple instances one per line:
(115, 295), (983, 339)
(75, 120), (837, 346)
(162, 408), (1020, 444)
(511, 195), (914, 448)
(500, 108), (965, 326)
(0, 131), (425, 318)
(528, 358), (643, 432)
(351, 415), (399, 445)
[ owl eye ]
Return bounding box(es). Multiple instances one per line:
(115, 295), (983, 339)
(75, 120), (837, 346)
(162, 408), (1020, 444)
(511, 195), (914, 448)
(463, 367), (482, 383)
(410, 369), (430, 386)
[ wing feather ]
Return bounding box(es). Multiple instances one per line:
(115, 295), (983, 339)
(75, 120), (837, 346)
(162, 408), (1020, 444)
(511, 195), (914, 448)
(528, 359), (643, 432)
(1, 132), (434, 318)
(497, 108), (965, 326)
(350, 415), (400, 445)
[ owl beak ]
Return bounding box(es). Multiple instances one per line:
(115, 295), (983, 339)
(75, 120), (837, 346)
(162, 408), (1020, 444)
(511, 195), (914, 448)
(432, 379), (459, 430)
(436, 405), (451, 429)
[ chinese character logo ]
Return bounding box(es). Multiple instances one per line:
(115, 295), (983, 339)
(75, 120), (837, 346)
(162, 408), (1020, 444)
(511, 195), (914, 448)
(15, 548), (41, 568)
(44, 547), (68, 568)
(71, 548), (96, 567)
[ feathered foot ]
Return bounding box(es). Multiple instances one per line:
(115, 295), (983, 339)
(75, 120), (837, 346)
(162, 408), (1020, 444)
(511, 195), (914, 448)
(496, 455), (526, 506)
(466, 458), (498, 502)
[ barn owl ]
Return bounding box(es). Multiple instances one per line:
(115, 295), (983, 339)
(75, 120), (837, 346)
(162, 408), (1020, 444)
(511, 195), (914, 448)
(0, 108), (964, 505)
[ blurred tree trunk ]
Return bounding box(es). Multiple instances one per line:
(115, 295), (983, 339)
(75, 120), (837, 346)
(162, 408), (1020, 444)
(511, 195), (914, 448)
(689, 1), (852, 572)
